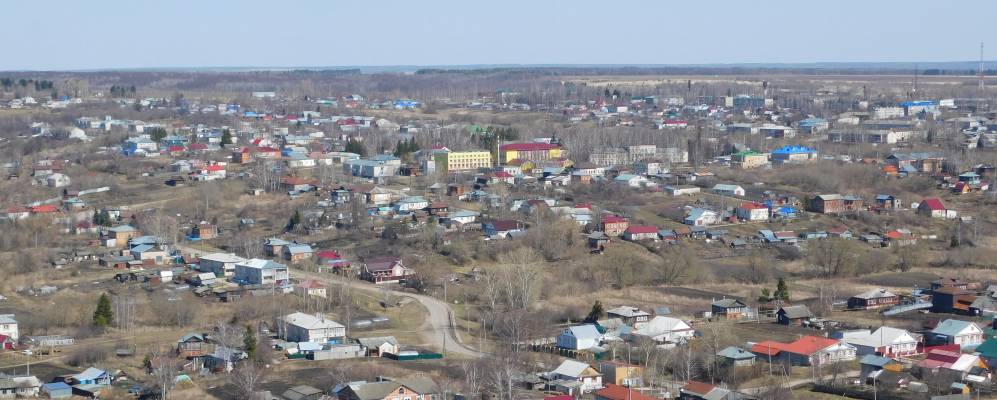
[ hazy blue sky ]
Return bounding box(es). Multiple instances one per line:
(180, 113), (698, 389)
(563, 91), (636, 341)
(4, 0), (995, 70)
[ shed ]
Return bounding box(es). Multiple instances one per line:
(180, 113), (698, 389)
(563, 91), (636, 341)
(42, 382), (72, 399)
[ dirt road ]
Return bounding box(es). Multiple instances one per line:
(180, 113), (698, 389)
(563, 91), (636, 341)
(291, 270), (486, 358)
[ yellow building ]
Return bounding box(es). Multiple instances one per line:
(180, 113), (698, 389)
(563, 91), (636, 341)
(435, 151), (493, 173)
(731, 150), (770, 169)
(499, 142), (564, 164)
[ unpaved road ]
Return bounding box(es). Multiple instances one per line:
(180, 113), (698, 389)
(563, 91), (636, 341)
(291, 270), (486, 358)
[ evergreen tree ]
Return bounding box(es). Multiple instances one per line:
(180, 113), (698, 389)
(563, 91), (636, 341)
(344, 139), (366, 156)
(584, 300), (605, 323)
(774, 277), (790, 301)
(243, 325), (257, 361)
(147, 127), (167, 142)
(287, 209), (301, 231)
(92, 293), (114, 328)
(221, 129), (233, 146)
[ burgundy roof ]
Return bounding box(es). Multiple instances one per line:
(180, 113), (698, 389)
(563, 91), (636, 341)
(500, 142), (560, 152)
(625, 225), (658, 234)
(920, 198), (946, 211)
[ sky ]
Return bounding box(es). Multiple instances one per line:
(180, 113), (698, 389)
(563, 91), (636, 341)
(3, 0), (996, 70)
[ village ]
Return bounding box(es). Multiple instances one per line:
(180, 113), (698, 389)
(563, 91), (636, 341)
(0, 58), (995, 400)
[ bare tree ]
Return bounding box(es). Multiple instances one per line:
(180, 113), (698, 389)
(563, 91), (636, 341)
(230, 362), (267, 399)
(150, 348), (179, 400)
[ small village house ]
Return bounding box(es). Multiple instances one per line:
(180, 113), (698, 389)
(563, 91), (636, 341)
(360, 257), (412, 284)
(776, 305), (813, 326)
(282, 312), (346, 344)
(848, 288), (900, 310)
(556, 324), (601, 350)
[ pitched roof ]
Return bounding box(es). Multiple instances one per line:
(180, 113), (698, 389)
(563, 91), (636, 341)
(551, 359), (598, 378)
(920, 198), (946, 211)
(283, 312), (344, 330)
(717, 346), (755, 360)
(595, 384), (658, 400)
(852, 288), (897, 299)
(624, 225), (658, 235)
(931, 319), (980, 337)
(778, 305), (813, 319)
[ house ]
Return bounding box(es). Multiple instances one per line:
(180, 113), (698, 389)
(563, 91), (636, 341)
(395, 196), (429, 213)
(776, 305), (813, 326)
(601, 215), (629, 236)
(712, 184), (745, 197)
(234, 259), (289, 286)
(605, 306), (651, 325)
(199, 253), (247, 277)
(848, 288), (900, 310)
(295, 279), (327, 298)
(176, 332), (207, 358)
(751, 336), (856, 366)
(282, 385), (325, 400)
(264, 237), (292, 257)
(834, 327), (921, 357)
(335, 376), (440, 400)
(361, 257), (412, 284)
(597, 361), (643, 387)
(282, 312), (345, 344)
(69, 367), (111, 386)
(731, 150), (770, 169)
(684, 208), (719, 226)
(550, 360), (603, 393)
(191, 221), (218, 240)
(711, 298), (750, 320)
(595, 384), (656, 400)
(283, 243), (314, 263)
(679, 381), (744, 400)
(932, 285), (975, 314)
(770, 145), (817, 164)
(105, 225), (139, 247)
(631, 316), (695, 344)
(717, 346), (756, 366)
(917, 348), (986, 380)
(614, 174), (649, 188)
(46, 172), (71, 188)
(874, 194), (903, 210)
(736, 202), (769, 221)
(0, 376), (41, 398)
(557, 325), (602, 350)
(859, 354), (903, 382)
(42, 382), (72, 399)
(483, 220), (525, 238)
(930, 319), (984, 348)
(356, 336), (399, 357)
(130, 244), (168, 264)
(0, 315), (17, 341)
(809, 194), (844, 214)
(918, 198), (950, 218)
(623, 225), (658, 241)
(664, 185), (700, 196)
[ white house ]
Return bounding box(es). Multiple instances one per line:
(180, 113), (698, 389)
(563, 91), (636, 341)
(550, 360), (603, 393)
(665, 185), (701, 196)
(835, 327), (921, 357)
(199, 253), (247, 277)
(46, 173), (71, 188)
(736, 202), (770, 221)
(712, 184), (745, 197)
(684, 208), (720, 226)
(631, 316), (694, 344)
(234, 258), (289, 286)
(394, 196), (429, 213)
(0, 314), (18, 341)
(930, 319), (984, 347)
(557, 324), (602, 350)
(614, 174), (649, 188)
(448, 209), (479, 224)
(282, 312), (346, 344)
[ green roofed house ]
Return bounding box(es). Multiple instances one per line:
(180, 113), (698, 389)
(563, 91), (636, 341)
(731, 150), (769, 169)
(975, 337), (997, 366)
(717, 346), (756, 366)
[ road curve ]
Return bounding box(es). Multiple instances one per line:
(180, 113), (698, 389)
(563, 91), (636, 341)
(291, 270), (486, 358)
